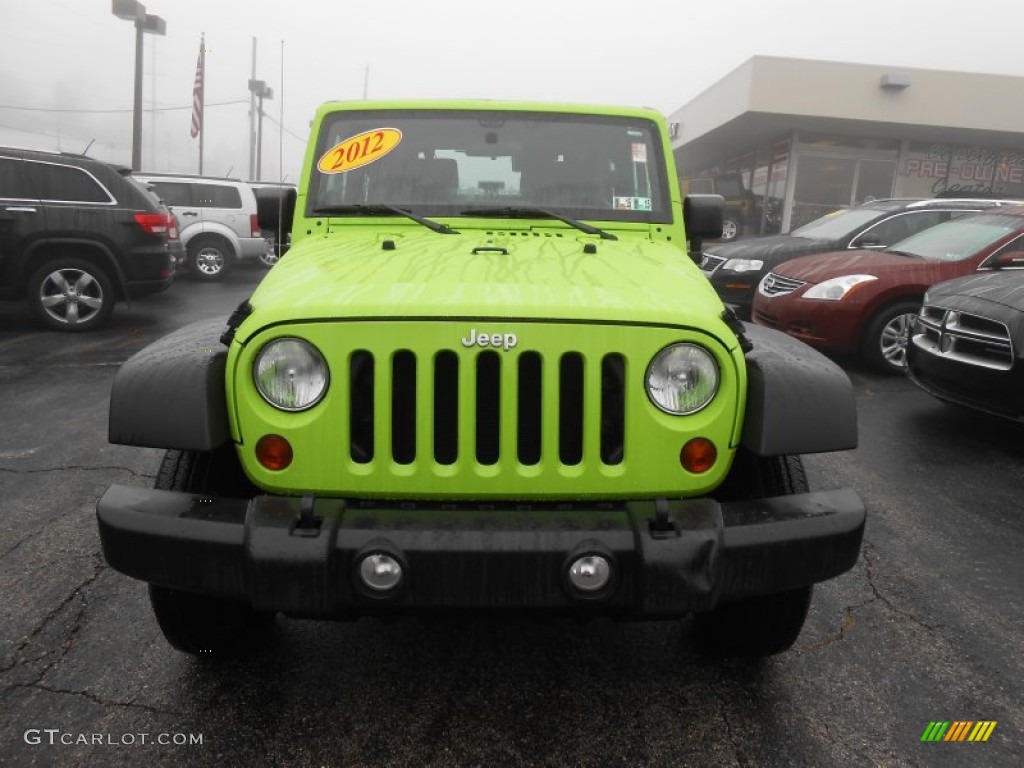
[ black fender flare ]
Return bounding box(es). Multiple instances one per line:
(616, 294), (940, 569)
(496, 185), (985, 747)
(108, 319), (230, 451)
(740, 324), (858, 456)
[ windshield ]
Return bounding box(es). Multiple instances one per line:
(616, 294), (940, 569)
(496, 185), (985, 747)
(307, 109), (670, 223)
(886, 212), (1024, 262)
(790, 207), (891, 239)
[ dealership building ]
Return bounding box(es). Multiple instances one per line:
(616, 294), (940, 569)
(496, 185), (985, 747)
(668, 56), (1024, 234)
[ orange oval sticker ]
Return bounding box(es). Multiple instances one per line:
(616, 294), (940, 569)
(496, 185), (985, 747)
(317, 128), (403, 174)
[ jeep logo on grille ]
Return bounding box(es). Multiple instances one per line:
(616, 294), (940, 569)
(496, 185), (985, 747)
(461, 328), (518, 351)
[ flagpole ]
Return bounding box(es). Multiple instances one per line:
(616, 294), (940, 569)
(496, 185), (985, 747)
(198, 33), (205, 175)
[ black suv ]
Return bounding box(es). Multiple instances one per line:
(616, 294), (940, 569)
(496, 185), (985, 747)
(0, 147), (179, 331)
(700, 198), (1015, 319)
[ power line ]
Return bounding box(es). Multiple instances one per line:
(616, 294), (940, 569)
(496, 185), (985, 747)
(2, 99), (307, 143)
(262, 113), (307, 143)
(0, 99), (250, 115)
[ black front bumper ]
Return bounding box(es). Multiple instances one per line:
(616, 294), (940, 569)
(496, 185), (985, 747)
(97, 487), (865, 618)
(907, 344), (1024, 422)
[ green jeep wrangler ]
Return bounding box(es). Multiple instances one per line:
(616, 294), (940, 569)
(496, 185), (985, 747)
(97, 100), (864, 658)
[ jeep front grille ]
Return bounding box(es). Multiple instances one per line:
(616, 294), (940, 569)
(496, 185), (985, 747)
(348, 349), (626, 467)
(912, 305), (1014, 370)
(758, 272), (806, 297)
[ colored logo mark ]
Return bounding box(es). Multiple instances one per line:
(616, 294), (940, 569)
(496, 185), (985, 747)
(921, 721), (997, 742)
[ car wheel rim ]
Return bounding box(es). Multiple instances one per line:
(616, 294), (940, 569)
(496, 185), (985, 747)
(195, 247), (225, 275)
(879, 312), (916, 368)
(722, 221), (738, 240)
(38, 268), (104, 326)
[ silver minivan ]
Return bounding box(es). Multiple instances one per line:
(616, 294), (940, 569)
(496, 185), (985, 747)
(134, 173), (270, 280)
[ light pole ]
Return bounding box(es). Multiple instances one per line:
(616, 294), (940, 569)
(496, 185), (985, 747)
(112, 0), (165, 171)
(248, 78), (273, 181)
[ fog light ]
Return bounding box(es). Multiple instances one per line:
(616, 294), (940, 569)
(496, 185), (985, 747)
(680, 437), (716, 473)
(256, 434), (293, 470)
(359, 553), (403, 592)
(568, 555), (611, 593)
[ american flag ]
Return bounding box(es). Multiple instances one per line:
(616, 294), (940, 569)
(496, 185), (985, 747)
(190, 40), (204, 138)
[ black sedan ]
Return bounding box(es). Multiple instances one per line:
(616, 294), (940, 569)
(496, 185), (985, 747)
(907, 265), (1024, 421)
(701, 198), (1004, 319)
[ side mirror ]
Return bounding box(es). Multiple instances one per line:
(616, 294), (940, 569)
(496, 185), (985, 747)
(988, 249), (1024, 269)
(684, 194), (724, 257)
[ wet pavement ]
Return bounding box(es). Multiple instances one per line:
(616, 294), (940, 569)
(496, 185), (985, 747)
(0, 265), (1021, 767)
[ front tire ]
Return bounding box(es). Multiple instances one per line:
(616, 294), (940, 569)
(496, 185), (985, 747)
(696, 452), (813, 657)
(861, 301), (920, 374)
(27, 258), (115, 332)
(695, 585), (813, 658)
(148, 448), (272, 656)
(187, 235), (232, 281)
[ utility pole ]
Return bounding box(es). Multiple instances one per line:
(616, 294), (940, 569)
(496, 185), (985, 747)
(279, 39), (284, 182)
(249, 78), (273, 181)
(247, 39), (273, 181)
(248, 37), (257, 180)
(111, 0), (166, 171)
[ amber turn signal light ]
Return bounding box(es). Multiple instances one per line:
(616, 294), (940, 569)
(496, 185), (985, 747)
(680, 438), (717, 473)
(256, 434), (293, 471)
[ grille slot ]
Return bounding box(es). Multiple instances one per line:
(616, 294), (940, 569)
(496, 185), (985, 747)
(345, 347), (627, 469)
(517, 352), (542, 465)
(349, 351), (375, 463)
(558, 353), (585, 465)
(391, 351), (416, 464)
(433, 351), (459, 464)
(600, 354), (626, 465)
(475, 352), (501, 465)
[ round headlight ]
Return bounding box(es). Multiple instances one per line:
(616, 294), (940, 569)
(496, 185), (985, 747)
(254, 338), (329, 411)
(646, 343), (719, 415)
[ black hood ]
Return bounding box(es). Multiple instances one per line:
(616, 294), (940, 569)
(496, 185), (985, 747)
(928, 271), (1024, 312)
(926, 271), (1024, 347)
(704, 234), (841, 267)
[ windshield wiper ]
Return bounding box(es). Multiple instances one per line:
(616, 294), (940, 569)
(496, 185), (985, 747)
(460, 206), (618, 241)
(885, 249), (920, 258)
(312, 204), (459, 235)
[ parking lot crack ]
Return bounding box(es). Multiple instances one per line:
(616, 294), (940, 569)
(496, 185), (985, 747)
(861, 543), (938, 633)
(715, 689), (751, 767)
(0, 554), (106, 680)
(5, 681), (184, 717)
(0, 464), (155, 480)
(800, 542), (937, 655)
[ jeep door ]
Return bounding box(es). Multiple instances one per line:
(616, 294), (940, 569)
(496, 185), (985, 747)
(0, 156), (41, 299)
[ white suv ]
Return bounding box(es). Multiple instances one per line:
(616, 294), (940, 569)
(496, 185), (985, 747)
(134, 174), (270, 280)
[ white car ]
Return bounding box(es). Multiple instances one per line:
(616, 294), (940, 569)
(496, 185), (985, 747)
(134, 173), (270, 280)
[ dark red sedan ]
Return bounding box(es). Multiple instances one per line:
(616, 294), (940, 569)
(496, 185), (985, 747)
(751, 206), (1024, 373)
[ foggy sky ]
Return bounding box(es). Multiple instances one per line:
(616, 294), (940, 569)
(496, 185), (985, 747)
(2, 0), (1022, 182)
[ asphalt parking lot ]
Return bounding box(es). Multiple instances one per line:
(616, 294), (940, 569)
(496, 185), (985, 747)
(0, 266), (1021, 767)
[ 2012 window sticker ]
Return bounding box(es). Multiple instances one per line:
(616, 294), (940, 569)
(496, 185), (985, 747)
(317, 128), (403, 174)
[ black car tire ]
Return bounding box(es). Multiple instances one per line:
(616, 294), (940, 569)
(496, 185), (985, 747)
(148, 447), (273, 656)
(187, 235), (232, 281)
(695, 452), (813, 657)
(27, 258), (116, 332)
(861, 301), (920, 374)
